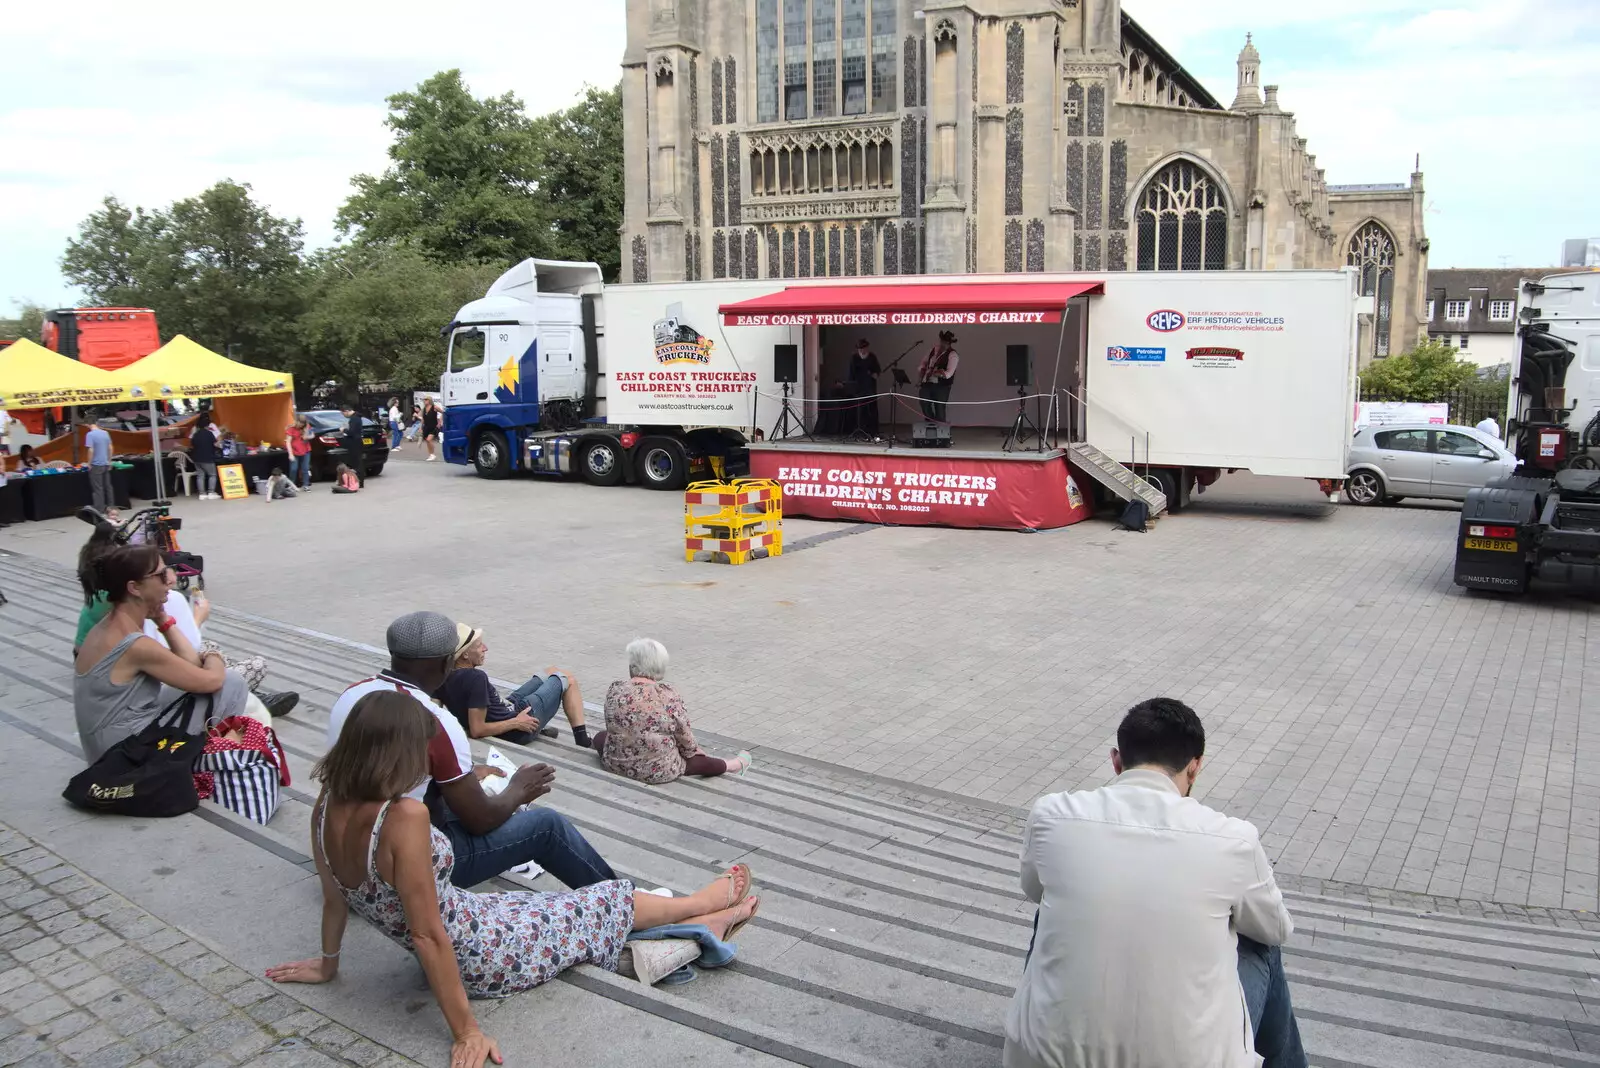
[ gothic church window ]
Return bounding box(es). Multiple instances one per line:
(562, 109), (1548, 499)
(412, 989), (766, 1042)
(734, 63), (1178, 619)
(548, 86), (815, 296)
(870, 0), (897, 112)
(1348, 221), (1397, 358)
(785, 0), (808, 119)
(1134, 159), (1228, 272)
(842, 0), (868, 114)
(813, 0), (837, 117)
(757, 0), (780, 122)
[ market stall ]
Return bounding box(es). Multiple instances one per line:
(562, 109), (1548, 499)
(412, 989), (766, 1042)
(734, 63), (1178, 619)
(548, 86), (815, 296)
(108, 336), (295, 499)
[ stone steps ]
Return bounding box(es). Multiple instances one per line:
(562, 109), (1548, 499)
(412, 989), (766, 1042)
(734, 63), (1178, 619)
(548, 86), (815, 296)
(2, 553), (1598, 1067)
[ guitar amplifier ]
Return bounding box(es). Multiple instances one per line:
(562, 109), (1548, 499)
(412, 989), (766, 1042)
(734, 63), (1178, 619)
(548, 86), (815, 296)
(911, 422), (952, 448)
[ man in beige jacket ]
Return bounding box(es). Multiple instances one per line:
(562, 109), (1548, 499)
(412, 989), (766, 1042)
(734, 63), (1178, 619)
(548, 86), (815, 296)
(1005, 697), (1306, 1068)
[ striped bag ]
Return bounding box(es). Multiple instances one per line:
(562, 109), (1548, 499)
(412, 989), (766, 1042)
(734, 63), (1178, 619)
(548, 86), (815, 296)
(195, 716), (290, 825)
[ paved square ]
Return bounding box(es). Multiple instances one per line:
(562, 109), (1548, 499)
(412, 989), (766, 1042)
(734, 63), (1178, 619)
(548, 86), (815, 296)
(5, 453), (1595, 908)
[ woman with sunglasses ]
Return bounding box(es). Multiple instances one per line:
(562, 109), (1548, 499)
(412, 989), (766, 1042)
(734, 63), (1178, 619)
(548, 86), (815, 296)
(72, 545), (251, 763)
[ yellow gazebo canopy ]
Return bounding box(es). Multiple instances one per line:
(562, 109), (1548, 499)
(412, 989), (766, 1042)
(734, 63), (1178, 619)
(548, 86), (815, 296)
(0, 339), (134, 409)
(109, 335), (294, 399)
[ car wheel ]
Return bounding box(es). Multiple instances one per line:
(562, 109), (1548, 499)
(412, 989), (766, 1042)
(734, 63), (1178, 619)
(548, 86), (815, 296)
(1347, 470), (1386, 505)
(473, 431), (511, 480)
(366, 464), (385, 478)
(635, 437), (689, 491)
(579, 440), (625, 487)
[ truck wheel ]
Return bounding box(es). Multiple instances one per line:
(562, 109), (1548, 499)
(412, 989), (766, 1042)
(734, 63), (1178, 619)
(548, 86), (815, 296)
(1139, 469), (1180, 512)
(636, 437), (689, 491)
(472, 431), (511, 480)
(1347, 470), (1386, 506)
(580, 440), (625, 486)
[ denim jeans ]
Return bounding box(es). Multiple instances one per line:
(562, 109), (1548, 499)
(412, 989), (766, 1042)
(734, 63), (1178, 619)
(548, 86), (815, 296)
(389, 421), (401, 449)
(438, 805), (616, 890)
(1236, 935), (1308, 1068)
(196, 462), (218, 495)
(289, 453), (311, 488)
(507, 673), (567, 728)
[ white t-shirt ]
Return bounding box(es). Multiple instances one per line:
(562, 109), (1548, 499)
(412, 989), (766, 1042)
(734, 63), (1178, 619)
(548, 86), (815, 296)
(389, 405), (402, 424)
(145, 591), (202, 647)
(327, 672), (472, 801)
(1476, 417), (1501, 439)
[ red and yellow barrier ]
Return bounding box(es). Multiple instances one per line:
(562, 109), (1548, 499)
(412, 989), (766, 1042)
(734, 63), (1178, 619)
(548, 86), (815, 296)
(684, 478), (783, 565)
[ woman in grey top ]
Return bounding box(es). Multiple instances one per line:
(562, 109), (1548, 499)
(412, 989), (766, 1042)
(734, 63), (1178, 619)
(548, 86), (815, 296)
(73, 545), (249, 763)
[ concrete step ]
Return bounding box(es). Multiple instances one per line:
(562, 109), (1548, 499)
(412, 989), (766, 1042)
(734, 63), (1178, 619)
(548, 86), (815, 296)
(3, 552), (1598, 1068)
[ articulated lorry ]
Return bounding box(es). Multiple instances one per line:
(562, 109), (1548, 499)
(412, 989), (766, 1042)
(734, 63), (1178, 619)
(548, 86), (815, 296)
(1455, 270), (1600, 593)
(440, 261), (1363, 510)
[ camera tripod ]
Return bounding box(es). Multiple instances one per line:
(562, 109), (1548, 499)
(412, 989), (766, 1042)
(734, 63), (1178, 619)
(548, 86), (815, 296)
(770, 381), (812, 441)
(1001, 384), (1044, 453)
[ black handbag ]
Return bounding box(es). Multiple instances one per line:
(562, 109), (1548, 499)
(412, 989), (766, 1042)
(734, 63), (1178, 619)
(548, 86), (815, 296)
(63, 693), (210, 817)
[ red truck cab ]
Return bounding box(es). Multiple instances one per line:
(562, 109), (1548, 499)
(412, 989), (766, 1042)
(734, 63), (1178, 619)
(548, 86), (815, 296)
(16, 308), (162, 434)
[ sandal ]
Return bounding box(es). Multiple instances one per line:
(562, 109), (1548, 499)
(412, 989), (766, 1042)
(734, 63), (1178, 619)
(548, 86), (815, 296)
(715, 863), (752, 908)
(734, 751), (753, 777)
(723, 895), (760, 943)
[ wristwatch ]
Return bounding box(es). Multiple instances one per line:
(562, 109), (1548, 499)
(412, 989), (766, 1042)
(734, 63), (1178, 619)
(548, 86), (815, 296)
(155, 616), (178, 633)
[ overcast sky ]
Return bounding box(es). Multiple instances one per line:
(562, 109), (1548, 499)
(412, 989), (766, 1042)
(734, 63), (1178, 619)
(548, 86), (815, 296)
(3, 0), (1595, 316)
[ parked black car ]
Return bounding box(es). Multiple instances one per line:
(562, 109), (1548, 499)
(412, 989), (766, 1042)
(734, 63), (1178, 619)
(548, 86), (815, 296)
(303, 410), (388, 481)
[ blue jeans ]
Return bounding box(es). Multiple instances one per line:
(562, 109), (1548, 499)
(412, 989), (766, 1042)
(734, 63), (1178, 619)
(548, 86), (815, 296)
(1237, 935), (1307, 1068)
(289, 453), (311, 488)
(507, 673), (567, 728)
(389, 421), (401, 449)
(439, 805), (616, 890)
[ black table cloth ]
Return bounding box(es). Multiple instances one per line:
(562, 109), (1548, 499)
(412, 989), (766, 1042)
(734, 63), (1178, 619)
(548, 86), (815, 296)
(19, 471), (91, 521)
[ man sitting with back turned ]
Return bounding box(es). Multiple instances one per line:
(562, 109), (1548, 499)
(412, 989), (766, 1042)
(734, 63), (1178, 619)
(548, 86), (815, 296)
(327, 610), (619, 890)
(1005, 697), (1306, 1068)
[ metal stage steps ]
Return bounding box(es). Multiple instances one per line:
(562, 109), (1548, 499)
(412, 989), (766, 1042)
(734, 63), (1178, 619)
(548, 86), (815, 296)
(1067, 441), (1169, 514)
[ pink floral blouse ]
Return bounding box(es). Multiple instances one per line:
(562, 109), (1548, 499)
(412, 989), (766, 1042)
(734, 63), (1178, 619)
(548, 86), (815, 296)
(601, 678), (701, 785)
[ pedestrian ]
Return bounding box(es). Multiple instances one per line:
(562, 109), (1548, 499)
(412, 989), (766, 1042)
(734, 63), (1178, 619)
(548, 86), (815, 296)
(85, 422), (114, 512)
(188, 413), (220, 499)
(285, 415), (313, 490)
(421, 398), (440, 462)
(341, 406), (365, 486)
(406, 404), (422, 442)
(0, 409), (17, 456)
(387, 397), (403, 452)
(1475, 415), (1501, 440)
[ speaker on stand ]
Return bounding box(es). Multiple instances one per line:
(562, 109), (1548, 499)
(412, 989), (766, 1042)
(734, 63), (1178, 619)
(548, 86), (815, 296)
(769, 343), (812, 441)
(1002, 344), (1044, 452)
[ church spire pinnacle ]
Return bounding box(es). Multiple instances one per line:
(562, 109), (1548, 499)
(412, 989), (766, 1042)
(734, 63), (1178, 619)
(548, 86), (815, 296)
(1233, 33), (1263, 111)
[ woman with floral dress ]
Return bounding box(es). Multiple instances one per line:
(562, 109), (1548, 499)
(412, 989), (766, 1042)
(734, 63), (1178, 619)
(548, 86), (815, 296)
(595, 638), (751, 784)
(267, 691), (758, 1068)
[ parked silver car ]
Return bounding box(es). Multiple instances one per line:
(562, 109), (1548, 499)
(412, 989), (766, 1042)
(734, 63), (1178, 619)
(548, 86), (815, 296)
(1347, 423), (1518, 506)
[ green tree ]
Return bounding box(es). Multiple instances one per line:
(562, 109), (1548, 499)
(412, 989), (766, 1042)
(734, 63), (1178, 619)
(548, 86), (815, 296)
(0, 301), (47, 342)
(338, 70), (552, 265)
(1360, 339), (1481, 401)
(296, 245), (500, 391)
(61, 181), (307, 361)
(532, 84), (623, 281)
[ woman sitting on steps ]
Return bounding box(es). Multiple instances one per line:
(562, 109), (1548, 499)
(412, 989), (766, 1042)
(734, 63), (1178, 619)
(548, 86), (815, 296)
(267, 692), (759, 1068)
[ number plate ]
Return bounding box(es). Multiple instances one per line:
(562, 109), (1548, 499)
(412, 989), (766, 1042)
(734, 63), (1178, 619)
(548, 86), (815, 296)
(1464, 537), (1518, 552)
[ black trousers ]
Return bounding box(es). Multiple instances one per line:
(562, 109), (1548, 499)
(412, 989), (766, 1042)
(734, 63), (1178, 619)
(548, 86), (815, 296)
(851, 383), (880, 435)
(919, 380), (953, 423)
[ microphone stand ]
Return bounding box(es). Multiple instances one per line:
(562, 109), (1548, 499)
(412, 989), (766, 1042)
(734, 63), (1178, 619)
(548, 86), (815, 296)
(878, 340), (923, 448)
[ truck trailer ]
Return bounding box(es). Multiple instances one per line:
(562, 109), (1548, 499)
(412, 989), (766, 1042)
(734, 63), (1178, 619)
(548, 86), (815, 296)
(441, 262), (1363, 511)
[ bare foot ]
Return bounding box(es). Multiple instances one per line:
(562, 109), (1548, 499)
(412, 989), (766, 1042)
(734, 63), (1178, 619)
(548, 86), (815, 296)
(688, 895), (760, 941)
(691, 863), (751, 912)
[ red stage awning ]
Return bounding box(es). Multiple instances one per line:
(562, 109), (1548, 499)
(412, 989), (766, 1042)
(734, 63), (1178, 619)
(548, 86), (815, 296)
(719, 280), (1104, 327)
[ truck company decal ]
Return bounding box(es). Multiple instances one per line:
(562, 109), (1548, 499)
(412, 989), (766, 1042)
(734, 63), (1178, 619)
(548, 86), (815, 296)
(1186, 346), (1244, 367)
(1146, 310), (1185, 332)
(654, 316), (715, 365)
(723, 310), (1061, 327)
(1150, 309), (1286, 333)
(1107, 346), (1165, 364)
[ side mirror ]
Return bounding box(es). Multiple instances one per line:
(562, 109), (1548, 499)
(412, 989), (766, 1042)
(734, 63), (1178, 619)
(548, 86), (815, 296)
(1478, 449), (1497, 460)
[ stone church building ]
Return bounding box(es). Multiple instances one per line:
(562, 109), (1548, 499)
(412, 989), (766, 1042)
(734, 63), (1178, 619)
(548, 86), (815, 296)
(622, 0), (1429, 362)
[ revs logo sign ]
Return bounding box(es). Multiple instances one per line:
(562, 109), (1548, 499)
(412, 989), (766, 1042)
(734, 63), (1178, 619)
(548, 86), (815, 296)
(1147, 310), (1186, 332)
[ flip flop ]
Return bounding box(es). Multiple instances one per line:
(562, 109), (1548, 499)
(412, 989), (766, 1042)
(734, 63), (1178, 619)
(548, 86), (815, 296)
(717, 863), (752, 908)
(723, 895), (761, 943)
(734, 751), (753, 777)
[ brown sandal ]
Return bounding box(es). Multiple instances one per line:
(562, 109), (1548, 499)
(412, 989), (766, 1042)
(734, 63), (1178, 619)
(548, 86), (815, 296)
(723, 895), (760, 943)
(716, 863), (753, 908)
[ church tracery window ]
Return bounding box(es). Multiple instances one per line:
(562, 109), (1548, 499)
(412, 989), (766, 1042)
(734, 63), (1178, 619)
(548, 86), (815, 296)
(1134, 159), (1228, 271)
(1348, 221), (1397, 357)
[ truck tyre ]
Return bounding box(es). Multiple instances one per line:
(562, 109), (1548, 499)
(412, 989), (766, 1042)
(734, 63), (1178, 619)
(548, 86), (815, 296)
(1346, 470), (1386, 506)
(472, 430), (511, 480)
(579, 440), (625, 487)
(635, 437), (689, 491)
(1139, 469), (1180, 512)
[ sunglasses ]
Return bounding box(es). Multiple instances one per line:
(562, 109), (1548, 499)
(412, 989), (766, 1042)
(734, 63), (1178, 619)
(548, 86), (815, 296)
(143, 564), (176, 580)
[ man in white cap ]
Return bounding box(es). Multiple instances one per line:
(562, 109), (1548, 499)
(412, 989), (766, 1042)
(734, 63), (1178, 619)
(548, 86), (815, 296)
(327, 610), (619, 889)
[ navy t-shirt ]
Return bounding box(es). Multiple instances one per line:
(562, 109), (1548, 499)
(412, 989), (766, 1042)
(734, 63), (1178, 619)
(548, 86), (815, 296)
(189, 427), (217, 463)
(437, 668), (512, 731)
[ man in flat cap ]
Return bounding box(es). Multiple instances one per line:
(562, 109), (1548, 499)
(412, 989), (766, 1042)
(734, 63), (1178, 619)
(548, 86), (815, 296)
(327, 610), (618, 889)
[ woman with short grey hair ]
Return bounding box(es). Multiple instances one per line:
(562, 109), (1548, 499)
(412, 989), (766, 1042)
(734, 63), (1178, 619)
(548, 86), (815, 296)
(594, 638), (750, 784)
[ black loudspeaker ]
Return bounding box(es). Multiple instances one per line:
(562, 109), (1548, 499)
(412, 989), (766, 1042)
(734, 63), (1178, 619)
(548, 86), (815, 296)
(774, 344), (799, 384)
(1006, 345), (1031, 387)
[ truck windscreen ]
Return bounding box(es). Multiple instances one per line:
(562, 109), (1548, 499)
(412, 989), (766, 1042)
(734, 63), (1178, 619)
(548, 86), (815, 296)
(449, 329), (485, 372)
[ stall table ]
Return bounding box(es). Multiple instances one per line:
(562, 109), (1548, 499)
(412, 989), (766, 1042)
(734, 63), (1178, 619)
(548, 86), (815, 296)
(123, 455), (180, 501)
(232, 450), (290, 493)
(19, 471), (92, 521)
(0, 480), (23, 526)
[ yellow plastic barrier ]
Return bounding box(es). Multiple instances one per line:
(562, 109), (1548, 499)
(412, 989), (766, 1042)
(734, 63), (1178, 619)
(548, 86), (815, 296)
(684, 478), (783, 565)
